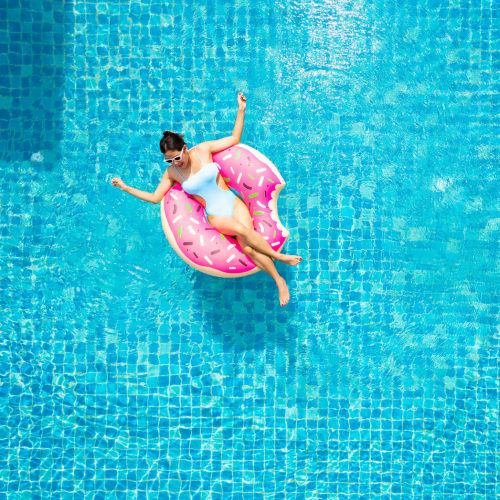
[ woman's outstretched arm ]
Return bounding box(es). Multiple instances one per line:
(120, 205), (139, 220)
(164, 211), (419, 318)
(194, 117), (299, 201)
(111, 171), (173, 204)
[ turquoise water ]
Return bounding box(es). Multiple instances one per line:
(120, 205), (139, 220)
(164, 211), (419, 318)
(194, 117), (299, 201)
(1, 0), (499, 497)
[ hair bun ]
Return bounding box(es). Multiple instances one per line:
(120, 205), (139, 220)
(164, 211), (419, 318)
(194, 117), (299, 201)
(163, 130), (185, 141)
(159, 130), (186, 154)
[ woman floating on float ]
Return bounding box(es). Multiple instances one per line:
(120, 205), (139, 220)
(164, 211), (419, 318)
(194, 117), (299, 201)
(111, 92), (301, 306)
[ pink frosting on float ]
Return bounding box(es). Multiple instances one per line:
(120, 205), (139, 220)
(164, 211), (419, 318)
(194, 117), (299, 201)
(160, 143), (289, 278)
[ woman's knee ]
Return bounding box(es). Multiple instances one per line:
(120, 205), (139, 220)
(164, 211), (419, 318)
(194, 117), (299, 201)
(235, 235), (253, 255)
(233, 222), (251, 238)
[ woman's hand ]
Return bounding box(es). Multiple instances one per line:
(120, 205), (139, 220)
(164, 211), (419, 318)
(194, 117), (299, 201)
(237, 92), (247, 111)
(111, 177), (127, 190)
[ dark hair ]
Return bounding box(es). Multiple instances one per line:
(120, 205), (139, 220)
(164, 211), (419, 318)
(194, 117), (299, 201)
(160, 130), (186, 153)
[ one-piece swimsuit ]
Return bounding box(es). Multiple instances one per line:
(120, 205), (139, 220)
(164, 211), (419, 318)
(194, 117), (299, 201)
(172, 146), (236, 218)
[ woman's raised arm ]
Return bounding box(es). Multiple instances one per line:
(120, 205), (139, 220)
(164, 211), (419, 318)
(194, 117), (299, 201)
(201, 92), (247, 154)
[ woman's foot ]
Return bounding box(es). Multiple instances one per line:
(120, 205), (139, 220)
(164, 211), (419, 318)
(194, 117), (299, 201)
(276, 277), (290, 306)
(277, 254), (302, 266)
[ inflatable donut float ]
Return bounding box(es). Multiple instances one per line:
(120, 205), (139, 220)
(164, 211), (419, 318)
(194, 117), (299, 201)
(160, 143), (289, 277)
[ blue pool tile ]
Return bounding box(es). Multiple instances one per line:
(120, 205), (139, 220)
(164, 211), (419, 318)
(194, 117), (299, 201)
(1, 0), (498, 497)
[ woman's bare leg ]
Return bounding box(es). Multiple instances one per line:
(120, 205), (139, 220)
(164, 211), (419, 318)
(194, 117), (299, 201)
(237, 236), (290, 306)
(207, 204), (302, 266)
(207, 198), (297, 305)
(238, 227), (302, 266)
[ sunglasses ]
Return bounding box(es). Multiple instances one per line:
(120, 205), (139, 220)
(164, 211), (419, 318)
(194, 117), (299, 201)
(163, 147), (185, 164)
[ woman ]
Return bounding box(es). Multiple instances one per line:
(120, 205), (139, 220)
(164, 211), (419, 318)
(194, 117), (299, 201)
(111, 92), (302, 306)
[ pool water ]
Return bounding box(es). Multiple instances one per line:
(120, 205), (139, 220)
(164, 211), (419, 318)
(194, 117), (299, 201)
(1, 0), (498, 497)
